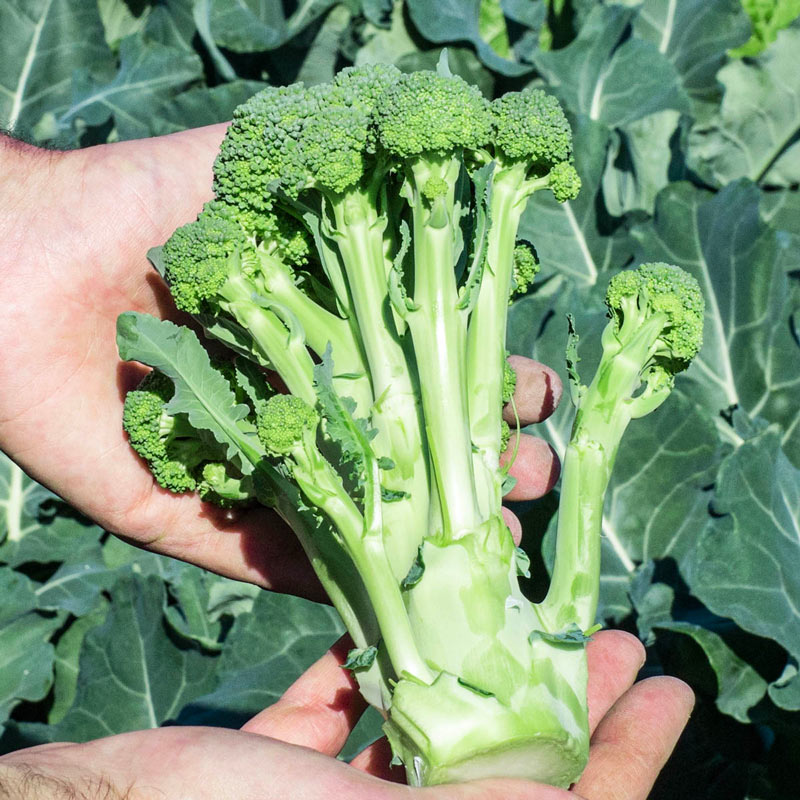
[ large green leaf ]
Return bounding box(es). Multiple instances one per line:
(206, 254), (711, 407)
(632, 0), (750, 116)
(34, 544), (114, 617)
(601, 109), (683, 216)
(205, 0), (338, 52)
(0, 0), (112, 139)
(405, 0), (531, 76)
(533, 4), (689, 128)
(685, 425), (800, 710)
(47, 34), (203, 142)
(632, 181), (800, 464)
(0, 453), (102, 567)
(0, 612), (64, 724)
(631, 569), (768, 723)
(688, 28), (800, 187)
(45, 573), (219, 739)
(177, 591), (343, 726)
(149, 80), (268, 135)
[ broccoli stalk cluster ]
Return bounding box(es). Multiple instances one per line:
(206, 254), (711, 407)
(117, 58), (703, 789)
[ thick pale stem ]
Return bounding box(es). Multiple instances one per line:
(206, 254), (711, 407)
(222, 275), (317, 404)
(329, 187), (430, 579)
(293, 442), (432, 683)
(405, 158), (482, 539)
(466, 165), (530, 516)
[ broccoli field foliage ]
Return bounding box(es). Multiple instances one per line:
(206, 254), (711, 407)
(1, 0), (799, 795)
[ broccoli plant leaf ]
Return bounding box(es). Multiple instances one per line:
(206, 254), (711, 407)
(52, 35), (202, 142)
(688, 29), (800, 187)
(533, 5), (690, 128)
(632, 0), (751, 117)
(34, 544), (114, 617)
(175, 591), (343, 727)
(684, 425), (800, 710)
(631, 570), (768, 723)
(0, 612), (65, 725)
(632, 181), (800, 465)
(33, 573), (218, 741)
(406, 0), (532, 76)
(0, 0), (112, 142)
(116, 312), (255, 469)
(601, 109), (683, 216)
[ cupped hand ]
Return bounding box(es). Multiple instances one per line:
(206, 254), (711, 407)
(0, 132), (561, 595)
(0, 631), (692, 799)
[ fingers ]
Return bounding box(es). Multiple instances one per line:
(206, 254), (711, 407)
(241, 636), (366, 756)
(574, 676), (694, 800)
(505, 356), (563, 426)
(585, 631), (646, 733)
(501, 506), (523, 545)
(350, 737), (406, 783)
(501, 434), (560, 501)
(420, 779), (576, 800)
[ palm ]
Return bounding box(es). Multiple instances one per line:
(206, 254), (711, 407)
(0, 632), (693, 799)
(0, 128), (559, 592)
(0, 127), (313, 591)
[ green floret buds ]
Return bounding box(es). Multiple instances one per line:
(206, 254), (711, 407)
(548, 162), (581, 203)
(257, 394), (319, 456)
(511, 243), (540, 299)
(122, 370), (223, 496)
(502, 360), (517, 404)
(491, 88), (573, 166)
(605, 262), (705, 365)
(376, 70), (492, 157)
(162, 202), (248, 314)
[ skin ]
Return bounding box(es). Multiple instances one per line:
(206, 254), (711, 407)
(0, 130), (692, 798)
(0, 631), (693, 799)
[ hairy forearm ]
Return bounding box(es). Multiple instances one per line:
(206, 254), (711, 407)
(0, 764), (136, 800)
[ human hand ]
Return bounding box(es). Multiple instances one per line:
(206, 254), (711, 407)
(0, 131), (561, 593)
(0, 631), (692, 799)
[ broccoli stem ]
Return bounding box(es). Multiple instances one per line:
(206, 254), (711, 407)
(290, 435), (432, 682)
(256, 251), (373, 412)
(405, 157), (482, 539)
(536, 316), (662, 630)
(329, 186), (430, 578)
(220, 276), (317, 403)
(466, 168), (528, 514)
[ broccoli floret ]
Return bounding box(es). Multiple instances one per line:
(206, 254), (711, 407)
(376, 70), (492, 158)
(257, 394), (319, 457)
(118, 62), (704, 793)
(510, 243), (540, 300)
(122, 371), (227, 497)
(490, 87), (573, 167)
(605, 262), (704, 365)
(502, 360), (517, 404)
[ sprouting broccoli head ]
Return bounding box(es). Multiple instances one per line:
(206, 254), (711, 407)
(123, 369), (254, 505)
(214, 83), (313, 208)
(511, 243), (540, 299)
(491, 88), (573, 167)
(489, 87), (580, 201)
(257, 394), (319, 457)
(605, 262), (705, 370)
(161, 200), (311, 315)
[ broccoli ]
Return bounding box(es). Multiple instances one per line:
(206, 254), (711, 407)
(116, 59), (703, 789)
